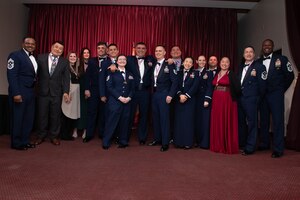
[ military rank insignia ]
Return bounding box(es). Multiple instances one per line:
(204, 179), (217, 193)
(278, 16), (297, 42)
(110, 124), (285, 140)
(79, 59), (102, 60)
(164, 66), (169, 73)
(7, 58), (14, 70)
(251, 69), (256, 76)
(190, 72), (195, 78)
(261, 71), (267, 80)
(275, 59), (281, 70)
(287, 62), (293, 72)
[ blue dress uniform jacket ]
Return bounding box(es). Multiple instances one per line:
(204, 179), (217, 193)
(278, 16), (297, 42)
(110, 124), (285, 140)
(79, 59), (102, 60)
(257, 53), (294, 154)
(126, 55), (155, 142)
(195, 68), (214, 148)
(7, 49), (36, 148)
(238, 61), (267, 152)
(102, 70), (135, 147)
(151, 61), (178, 146)
(174, 69), (200, 147)
(85, 56), (108, 139)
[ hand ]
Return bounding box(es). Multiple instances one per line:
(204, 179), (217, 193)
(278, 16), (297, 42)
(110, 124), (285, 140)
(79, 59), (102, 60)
(166, 96), (173, 104)
(118, 96), (126, 103)
(179, 95), (187, 103)
(204, 101), (209, 107)
(85, 90), (91, 99)
(13, 95), (22, 103)
(167, 58), (174, 65)
(108, 64), (117, 72)
(100, 96), (107, 103)
(124, 97), (131, 104)
(63, 93), (70, 103)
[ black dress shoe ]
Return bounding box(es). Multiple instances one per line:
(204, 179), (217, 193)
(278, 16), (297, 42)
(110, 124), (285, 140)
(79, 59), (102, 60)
(25, 143), (36, 148)
(241, 149), (254, 156)
(83, 137), (92, 143)
(118, 144), (128, 148)
(271, 151), (283, 158)
(139, 140), (145, 145)
(160, 145), (169, 152)
(12, 146), (28, 151)
(148, 141), (161, 146)
(102, 146), (109, 150)
(184, 146), (191, 150)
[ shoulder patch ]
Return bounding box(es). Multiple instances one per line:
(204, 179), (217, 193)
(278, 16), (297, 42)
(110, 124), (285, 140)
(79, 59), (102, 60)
(7, 58), (14, 70)
(287, 62), (293, 72)
(261, 71), (267, 80)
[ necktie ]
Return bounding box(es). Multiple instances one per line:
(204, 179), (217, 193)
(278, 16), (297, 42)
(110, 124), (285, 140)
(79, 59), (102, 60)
(121, 71), (125, 80)
(183, 70), (188, 87)
(241, 64), (249, 84)
(183, 70), (188, 81)
(50, 56), (57, 76)
(99, 57), (105, 68)
(263, 56), (271, 60)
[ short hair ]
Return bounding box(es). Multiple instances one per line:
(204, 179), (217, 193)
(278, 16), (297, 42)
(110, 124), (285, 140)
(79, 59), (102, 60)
(155, 44), (166, 50)
(135, 42), (147, 47)
(184, 56), (194, 63)
(244, 45), (255, 52)
(52, 40), (64, 46)
(23, 36), (35, 42)
(97, 41), (107, 47)
(262, 39), (274, 46)
(108, 43), (118, 49)
(116, 54), (127, 61)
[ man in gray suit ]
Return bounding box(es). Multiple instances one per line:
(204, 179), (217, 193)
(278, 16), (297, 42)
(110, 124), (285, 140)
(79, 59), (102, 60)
(35, 41), (70, 145)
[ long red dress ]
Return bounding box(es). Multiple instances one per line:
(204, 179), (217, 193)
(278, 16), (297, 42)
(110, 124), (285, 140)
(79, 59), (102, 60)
(210, 72), (239, 154)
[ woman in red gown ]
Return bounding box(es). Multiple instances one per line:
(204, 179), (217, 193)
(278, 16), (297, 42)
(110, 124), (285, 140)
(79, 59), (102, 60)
(210, 57), (241, 154)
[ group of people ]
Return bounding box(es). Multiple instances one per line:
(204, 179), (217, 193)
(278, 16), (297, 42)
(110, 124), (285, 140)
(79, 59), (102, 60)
(7, 37), (294, 158)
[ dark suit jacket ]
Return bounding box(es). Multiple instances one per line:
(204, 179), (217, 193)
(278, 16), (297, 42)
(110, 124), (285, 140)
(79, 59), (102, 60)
(257, 53), (294, 92)
(238, 60), (266, 97)
(177, 69), (200, 98)
(126, 55), (155, 90)
(196, 68), (214, 103)
(7, 49), (36, 97)
(37, 53), (70, 97)
(151, 60), (178, 97)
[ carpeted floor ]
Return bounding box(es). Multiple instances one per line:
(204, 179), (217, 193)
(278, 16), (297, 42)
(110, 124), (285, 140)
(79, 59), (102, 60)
(0, 134), (300, 200)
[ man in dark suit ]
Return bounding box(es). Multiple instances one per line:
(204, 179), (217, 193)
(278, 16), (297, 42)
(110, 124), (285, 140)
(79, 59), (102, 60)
(7, 37), (37, 150)
(35, 41), (70, 146)
(126, 42), (155, 145)
(238, 46), (267, 155)
(148, 45), (178, 152)
(257, 39), (294, 158)
(83, 42), (108, 142)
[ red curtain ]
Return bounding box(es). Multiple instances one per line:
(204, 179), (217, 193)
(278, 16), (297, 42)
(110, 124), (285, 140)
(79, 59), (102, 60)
(285, 0), (300, 151)
(27, 4), (237, 70)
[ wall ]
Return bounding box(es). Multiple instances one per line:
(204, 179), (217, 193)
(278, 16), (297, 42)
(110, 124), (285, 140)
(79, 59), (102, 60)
(238, 0), (298, 133)
(0, 0), (29, 95)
